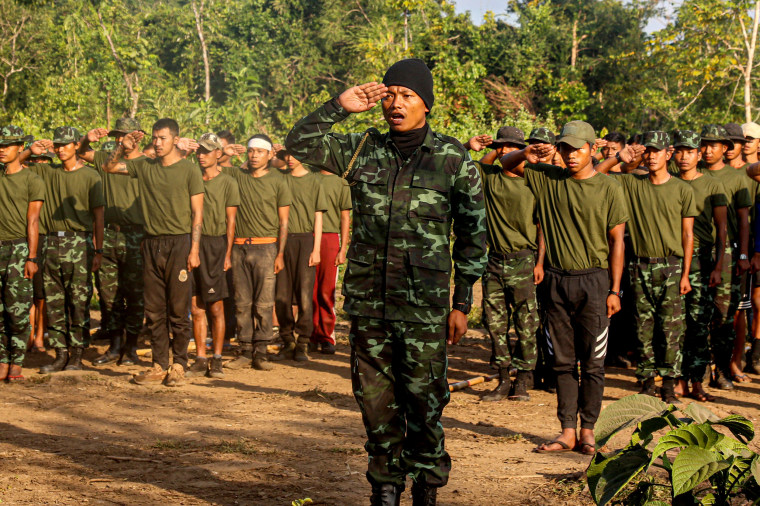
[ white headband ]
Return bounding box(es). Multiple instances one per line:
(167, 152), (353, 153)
(248, 138), (272, 151)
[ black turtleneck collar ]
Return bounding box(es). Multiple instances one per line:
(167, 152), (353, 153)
(390, 123), (429, 160)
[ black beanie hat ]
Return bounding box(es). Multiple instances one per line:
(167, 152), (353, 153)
(382, 58), (435, 111)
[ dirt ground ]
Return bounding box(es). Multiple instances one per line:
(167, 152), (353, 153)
(4, 290), (760, 505)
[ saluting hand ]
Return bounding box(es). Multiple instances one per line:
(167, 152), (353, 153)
(465, 134), (493, 152)
(87, 128), (109, 143)
(178, 138), (199, 153)
(338, 82), (389, 113)
(30, 139), (53, 156)
(223, 144), (246, 157)
(122, 131), (142, 151)
(524, 143), (553, 164)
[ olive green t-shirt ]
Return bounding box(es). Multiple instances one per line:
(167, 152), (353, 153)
(201, 172), (240, 237)
(93, 151), (144, 226)
(29, 163), (105, 233)
(226, 167), (292, 238)
(0, 168), (45, 240)
(287, 172), (328, 234)
(615, 174), (698, 257)
(680, 174), (728, 248)
(125, 157), (205, 236)
(705, 165), (752, 242)
(525, 163), (628, 270)
(318, 173), (352, 234)
(477, 161), (537, 254)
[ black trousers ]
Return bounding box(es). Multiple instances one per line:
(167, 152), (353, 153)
(275, 233), (316, 343)
(142, 234), (192, 370)
(543, 266), (609, 430)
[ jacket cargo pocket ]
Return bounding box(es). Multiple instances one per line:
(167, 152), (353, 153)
(343, 242), (378, 298)
(409, 249), (451, 308)
(409, 169), (451, 221)
(351, 166), (390, 216)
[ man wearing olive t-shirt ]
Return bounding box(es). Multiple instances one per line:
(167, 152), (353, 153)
(101, 118), (204, 387)
(500, 120), (628, 456)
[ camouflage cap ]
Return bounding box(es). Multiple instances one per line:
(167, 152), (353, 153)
(108, 117), (143, 137)
(526, 127), (556, 145)
(491, 126), (526, 148)
(700, 124), (734, 149)
(52, 126), (81, 145)
(557, 120), (595, 149)
(0, 125), (33, 145)
(198, 133), (222, 151)
(672, 130), (701, 149)
(101, 140), (117, 152)
(724, 122), (745, 142)
(642, 131), (670, 150)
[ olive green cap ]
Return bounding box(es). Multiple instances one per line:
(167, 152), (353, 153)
(700, 124), (734, 149)
(642, 130), (670, 150)
(556, 120), (595, 149)
(198, 132), (222, 151)
(0, 125), (33, 145)
(672, 130), (701, 149)
(108, 117), (143, 137)
(491, 126), (526, 148)
(52, 126), (81, 145)
(526, 127), (556, 145)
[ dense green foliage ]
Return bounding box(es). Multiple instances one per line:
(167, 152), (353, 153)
(1, 0), (759, 142)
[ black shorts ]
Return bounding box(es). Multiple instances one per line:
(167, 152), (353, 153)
(193, 235), (228, 304)
(33, 235), (46, 300)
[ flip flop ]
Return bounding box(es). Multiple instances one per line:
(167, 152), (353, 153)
(6, 374), (24, 382)
(577, 441), (596, 455)
(732, 373), (750, 383)
(687, 391), (716, 402)
(534, 439), (574, 454)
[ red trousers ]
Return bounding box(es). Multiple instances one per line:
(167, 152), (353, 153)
(312, 233), (340, 344)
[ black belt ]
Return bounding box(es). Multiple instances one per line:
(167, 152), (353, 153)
(0, 237), (26, 246)
(47, 231), (90, 238)
(489, 249), (534, 260)
(106, 223), (144, 232)
(635, 256), (680, 264)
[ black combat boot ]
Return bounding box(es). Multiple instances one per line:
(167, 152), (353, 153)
(252, 352), (274, 371)
(745, 340), (760, 375)
(660, 377), (681, 404)
(293, 339), (310, 362)
(411, 481), (437, 506)
(270, 340), (295, 361)
(639, 377), (656, 396)
(92, 333), (123, 365)
(120, 332), (140, 365)
(508, 370), (532, 401)
(482, 369), (511, 402)
(225, 346), (253, 369)
(710, 367), (734, 391)
(370, 484), (402, 506)
(64, 347), (84, 371)
(39, 348), (68, 374)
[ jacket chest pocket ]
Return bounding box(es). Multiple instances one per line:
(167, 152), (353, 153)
(351, 166), (390, 216)
(409, 169), (451, 221)
(408, 249), (451, 308)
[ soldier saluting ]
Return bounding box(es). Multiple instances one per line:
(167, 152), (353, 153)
(286, 59), (487, 506)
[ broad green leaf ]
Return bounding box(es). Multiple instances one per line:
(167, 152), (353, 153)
(651, 424), (724, 464)
(632, 416), (672, 447)
(726, 456), (753, 493)
(595, 395), (670, 447)
(709, 415), (755, 444)
(700, 493), (716, 505)
(681, 402), (719, 424)
(587, 444), (650, 506)
(671, 447), (729, 497)
(751, 455), (760, 485)
(712, 436), (748, 458)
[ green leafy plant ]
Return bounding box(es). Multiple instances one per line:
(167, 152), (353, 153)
(587, 394), (760, 505)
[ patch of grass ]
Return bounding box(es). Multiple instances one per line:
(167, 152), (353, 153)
(152, 440), (190, 450)
(26, 375), (51, 384)
(494, 434), (525, 444)
(214, 439), (258, 455)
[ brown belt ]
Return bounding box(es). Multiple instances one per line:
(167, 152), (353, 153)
(234, 237), (277, 245)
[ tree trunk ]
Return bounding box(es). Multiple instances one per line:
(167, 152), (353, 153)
(106, 88), (111, 127)
(403, 9), (409, 52)
(192, 0), (211, 125)
(571, 18), (578, 68)
(745, 0), (760, 122)
(97, 10), (139, 117)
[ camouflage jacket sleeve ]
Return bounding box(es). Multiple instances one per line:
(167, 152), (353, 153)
(285, 98), (366, 176)
(451, 151), (488, 307)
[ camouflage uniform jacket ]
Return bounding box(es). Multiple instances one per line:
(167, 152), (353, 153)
(285, 98), (487, 324)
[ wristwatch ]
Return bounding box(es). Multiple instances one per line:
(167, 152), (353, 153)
(453, 302), (472, 314)
(740, 254), (749, 261)
(609, 289), (623, 298)
(94, 248), (104, 254)
(26, 257), (38, 264)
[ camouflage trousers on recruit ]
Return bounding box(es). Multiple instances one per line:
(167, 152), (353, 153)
(0, 241), (33, 365)
(632, 257), (686, 379)
(349, 316), (451, 488)
(44, 234), (93, 349)
(711, 246), (742, 373)
(94, 227), (145, 335)
(482, 253), (539, 371)
(682, 252), (716, 382)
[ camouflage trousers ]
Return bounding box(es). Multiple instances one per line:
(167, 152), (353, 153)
(94, 226), (145, 335)
(44, 233), (93, 349)
(711, 246), (743, 373)
(0, 240), (33, 365)
(482, 252), (539, 371)
(682, 251), (716, 382)
(632, 257), (685, 379)
(349, 316), (451, 488)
